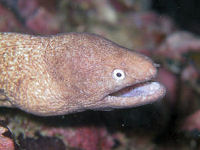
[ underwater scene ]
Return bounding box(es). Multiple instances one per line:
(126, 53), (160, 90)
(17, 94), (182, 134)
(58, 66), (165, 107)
(0, 0), (200, 150)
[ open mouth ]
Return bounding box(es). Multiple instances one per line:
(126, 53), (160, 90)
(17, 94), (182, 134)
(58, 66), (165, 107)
(103, 81), (166, 108)
(110, 81), (163, 97)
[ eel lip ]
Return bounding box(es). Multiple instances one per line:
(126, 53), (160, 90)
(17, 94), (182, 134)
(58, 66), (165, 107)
(103, 81), (166, 108)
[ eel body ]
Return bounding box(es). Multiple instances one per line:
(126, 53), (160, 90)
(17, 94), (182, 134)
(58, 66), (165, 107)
(0, 32), (166, 116)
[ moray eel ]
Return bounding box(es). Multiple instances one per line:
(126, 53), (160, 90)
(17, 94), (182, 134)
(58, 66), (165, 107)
(0, 32), (166, 116)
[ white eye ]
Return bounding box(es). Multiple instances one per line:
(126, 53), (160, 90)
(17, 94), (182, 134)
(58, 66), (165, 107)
(112, 69), (125, 81)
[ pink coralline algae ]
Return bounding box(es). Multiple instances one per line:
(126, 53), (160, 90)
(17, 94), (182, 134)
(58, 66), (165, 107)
(0, 5), (23, 32)
(26, 8), (60, 34)
(181, 65), (199, 82)
(157, 68), (177, 104)
(45, 126), (114, 150)
(18, 0), (60, 34)
(123, 12), (175, 50)
(0, 0), (61, 34)
(157, 31), (200, 60)
(0, 125), (15, 150)
(18, 0), (38, 18)
(182, 110), (200, 131)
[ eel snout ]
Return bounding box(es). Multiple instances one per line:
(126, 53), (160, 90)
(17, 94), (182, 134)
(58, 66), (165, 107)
(102, 81), (166, 109)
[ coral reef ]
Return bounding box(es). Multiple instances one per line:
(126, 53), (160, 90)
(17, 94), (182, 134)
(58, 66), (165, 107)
(0, 0), (199, 150)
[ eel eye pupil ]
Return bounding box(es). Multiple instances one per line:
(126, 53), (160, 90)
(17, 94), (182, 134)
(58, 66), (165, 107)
(116, 73), (122, 77)
(112, 69), (125, 81)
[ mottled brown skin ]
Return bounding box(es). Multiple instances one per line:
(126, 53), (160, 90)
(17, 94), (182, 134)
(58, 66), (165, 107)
(0, 32), (165, 116)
